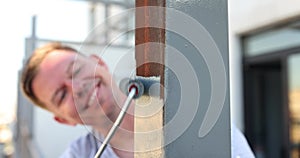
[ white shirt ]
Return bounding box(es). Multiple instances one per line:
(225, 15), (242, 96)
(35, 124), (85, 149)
(231, 125), (255, 158)
(60, 132), (119, 158)
(60, 126), (255, 158)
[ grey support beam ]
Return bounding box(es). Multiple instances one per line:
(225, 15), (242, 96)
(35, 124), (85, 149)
(164, 0), (231, 157)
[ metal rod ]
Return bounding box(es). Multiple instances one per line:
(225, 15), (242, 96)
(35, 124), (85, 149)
(94, 88), (136, 158)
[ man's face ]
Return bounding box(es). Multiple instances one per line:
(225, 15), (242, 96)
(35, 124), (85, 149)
(32, 50), (120, 126)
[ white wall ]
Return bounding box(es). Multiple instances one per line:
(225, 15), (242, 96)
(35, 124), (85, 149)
(228, 0), (300, 131)
(230, 0), (300, 33)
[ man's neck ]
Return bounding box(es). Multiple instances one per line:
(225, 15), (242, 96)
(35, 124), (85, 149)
(93, 101), (135, 158)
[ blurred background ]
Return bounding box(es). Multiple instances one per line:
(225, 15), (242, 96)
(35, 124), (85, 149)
(0, 0), (300, 158)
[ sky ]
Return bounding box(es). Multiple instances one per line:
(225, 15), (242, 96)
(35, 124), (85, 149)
(0, 0), (89, 124)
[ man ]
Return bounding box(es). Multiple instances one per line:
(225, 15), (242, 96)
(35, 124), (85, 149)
(21, 42), (254, 158)
(21, 42), (133, 158)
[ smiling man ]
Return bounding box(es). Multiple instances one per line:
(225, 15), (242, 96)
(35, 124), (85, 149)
(21, 42), (134, 158)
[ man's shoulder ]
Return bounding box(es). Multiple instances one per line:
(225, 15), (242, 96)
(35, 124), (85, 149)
(60, 132), (97, 158)
(231, 125), (255, 158)
(70, 132), (96, 148)
(60, 132), (120, 158)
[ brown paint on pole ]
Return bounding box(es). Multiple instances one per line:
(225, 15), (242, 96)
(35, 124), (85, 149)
(135, 0), (165, 93)
(135, 1), (165, 158)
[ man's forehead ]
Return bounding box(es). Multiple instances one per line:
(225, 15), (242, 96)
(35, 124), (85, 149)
(40, 50), (76, 68)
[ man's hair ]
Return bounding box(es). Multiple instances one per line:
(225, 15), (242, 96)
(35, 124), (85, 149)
(21, 42), (79, 109)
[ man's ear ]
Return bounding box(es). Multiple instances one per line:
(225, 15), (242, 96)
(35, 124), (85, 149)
(90, 54), (108, 70)
(54, 116), (76, 126)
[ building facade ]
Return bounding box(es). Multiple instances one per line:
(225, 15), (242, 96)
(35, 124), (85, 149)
(230, 0), (300, 157)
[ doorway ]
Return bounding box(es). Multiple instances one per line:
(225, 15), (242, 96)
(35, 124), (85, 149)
(244, 59), (285, 158)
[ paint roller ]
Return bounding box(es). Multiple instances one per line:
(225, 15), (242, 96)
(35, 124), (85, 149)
(119, 76), (161, 99)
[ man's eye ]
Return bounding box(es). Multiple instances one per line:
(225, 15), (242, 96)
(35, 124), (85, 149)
(71, 67), (81, 78)
(75, 68), (81, 75)
(58, 88), (67, 105)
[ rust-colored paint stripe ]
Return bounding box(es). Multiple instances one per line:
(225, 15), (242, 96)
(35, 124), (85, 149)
(135, 0), (165, 78)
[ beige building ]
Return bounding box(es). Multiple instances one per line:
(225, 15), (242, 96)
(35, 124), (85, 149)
(230, 0), (300, 157)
